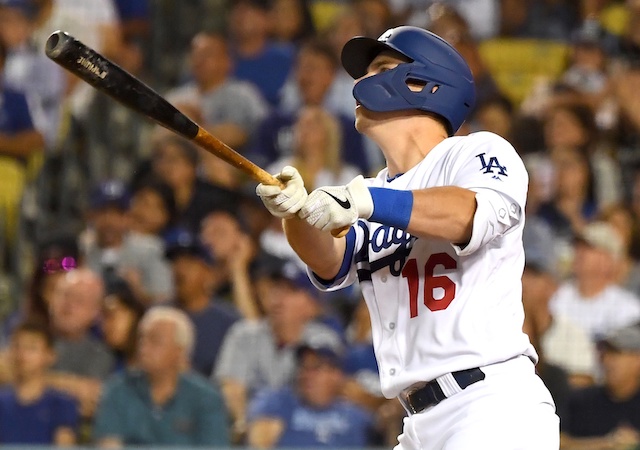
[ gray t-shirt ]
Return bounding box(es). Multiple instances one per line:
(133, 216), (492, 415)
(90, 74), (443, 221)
(167, 80), (268, 137)
(83, 232), (174, 302)
(213, 320), (339, 395)
(54, 336), (115, 380)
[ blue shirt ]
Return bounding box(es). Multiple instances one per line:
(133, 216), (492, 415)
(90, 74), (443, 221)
(113, 0), (149, 19)
(0, 387), (78, 444)
(186, 302), (239, 376)
(93, 370), (229, 446)
(248, 386), (373, 447)
(0, 87), (34, 134)
(232, 43), (295, 106)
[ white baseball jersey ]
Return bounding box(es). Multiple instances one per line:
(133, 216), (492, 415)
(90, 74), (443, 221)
(310, 131), (538, 398)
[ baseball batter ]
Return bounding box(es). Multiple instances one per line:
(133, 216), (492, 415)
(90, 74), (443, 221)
(257, 26), (559, 449)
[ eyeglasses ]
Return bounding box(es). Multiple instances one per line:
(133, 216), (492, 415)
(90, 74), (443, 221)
(42, 256), (77, 274)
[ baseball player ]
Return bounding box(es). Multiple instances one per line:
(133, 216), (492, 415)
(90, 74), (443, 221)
(257, 26), (559, 449)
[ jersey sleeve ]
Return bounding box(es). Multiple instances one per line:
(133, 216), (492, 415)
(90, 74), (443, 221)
(308, 221), (368, 291)
(447, 132), (528, 256)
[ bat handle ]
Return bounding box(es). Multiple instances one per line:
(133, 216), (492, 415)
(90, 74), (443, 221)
(331, 226), (350, 238)
(257, 168), (348, 238)
(261, 173), (349, 238)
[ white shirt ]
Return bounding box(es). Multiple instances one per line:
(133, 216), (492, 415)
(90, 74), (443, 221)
(549, 283), (640, 340)
(310, 131), (537, 398)
(542, 314), (597, 378)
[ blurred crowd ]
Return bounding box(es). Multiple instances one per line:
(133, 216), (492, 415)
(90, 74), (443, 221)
(1, 0), (640, 448)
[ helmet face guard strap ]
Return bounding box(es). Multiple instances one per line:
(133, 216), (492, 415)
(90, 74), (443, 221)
(342, 26), (476, 135)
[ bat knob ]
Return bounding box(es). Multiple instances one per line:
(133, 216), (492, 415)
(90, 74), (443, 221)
(45, 30), (72, 59)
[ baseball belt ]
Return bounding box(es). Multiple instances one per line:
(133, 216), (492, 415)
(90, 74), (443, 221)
(398, 367), (486, 415)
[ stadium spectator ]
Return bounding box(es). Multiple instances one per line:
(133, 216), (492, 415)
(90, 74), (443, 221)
(599, 203), (640, 296)
(199, 210), (261, 320)
(227, 0), (295, 106)
(247, 332), (374, 448)
(0, 37), (43, 247)
(80, 36), (154, 184)
(352, 0), (394, 38)
(549, 222), (640, 341)
(165, 228), (240, 377)
(166, 31), (268, 157)
(32, 0), (123, 119)
(47, 268), (113, 417)
(522, 228), (598, 388)
(536, 136), (598, 265)
(127, 176), (177, 242)
(562, 323), (640, 449)
(470, 94), (515, 141)
(213, 256), (342, 444)
(268, 0), (315, 46)
(2, 235), (78, 340)
(267, 106), (360, 190)
(112, 0), (149, 43)
(251, 39), (369, 174)
(498, 0), (579, 40)
(0, 321), (79, 445)
(428, 5), (502, 110)
(101, 278), (146, 373)
(93, 306), (229, 446)
(0, 0), (64, 151)
(81, 179), (174, 305)
(145, 135), (239, 234)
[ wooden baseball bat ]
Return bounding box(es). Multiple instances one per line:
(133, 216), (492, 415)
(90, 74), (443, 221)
(45, 30), (349, 237)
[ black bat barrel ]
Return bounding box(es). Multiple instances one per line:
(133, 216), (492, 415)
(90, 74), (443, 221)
(45, 30), (199, 139)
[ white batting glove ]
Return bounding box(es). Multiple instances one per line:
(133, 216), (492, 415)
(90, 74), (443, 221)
(256, 166), (308, 219)
(299, 175), (374, 231)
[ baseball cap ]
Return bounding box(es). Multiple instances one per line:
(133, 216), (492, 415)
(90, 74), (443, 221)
(598, 324), (640, 353)
(574, 221), (624, 261)
(0, 0), (38, 20)
(89, 179), (130, 211)
(254, 255), (319, 299)
(164, 228), (213, 265)
(296, 327), (345, 367)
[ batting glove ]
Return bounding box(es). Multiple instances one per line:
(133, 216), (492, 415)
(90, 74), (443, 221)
(299, 175), (374, 231)
(256, 166), (308, 219)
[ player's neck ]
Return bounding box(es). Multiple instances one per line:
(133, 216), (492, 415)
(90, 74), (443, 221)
(376, 121), (447, 176)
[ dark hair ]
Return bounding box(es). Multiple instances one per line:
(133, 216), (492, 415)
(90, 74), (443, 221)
(298, 38), (339, 70)
(24, 236), (80, 327)
(130, 176), (178, 230)
(13, 321), (55, 349)
(104, 278), (146, 359)
(153, 135), (200, 168)
(475, 94), (514, 116)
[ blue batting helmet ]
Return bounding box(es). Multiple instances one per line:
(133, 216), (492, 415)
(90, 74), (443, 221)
(341, 26), (476, 135)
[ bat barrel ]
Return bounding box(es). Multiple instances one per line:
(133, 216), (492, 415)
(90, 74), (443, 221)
(45, 30), (200, 140)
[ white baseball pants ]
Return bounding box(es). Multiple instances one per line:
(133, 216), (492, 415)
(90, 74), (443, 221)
(394, 356), (560, 450)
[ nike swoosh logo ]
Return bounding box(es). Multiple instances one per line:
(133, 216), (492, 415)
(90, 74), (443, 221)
(320, 190), (351, 209)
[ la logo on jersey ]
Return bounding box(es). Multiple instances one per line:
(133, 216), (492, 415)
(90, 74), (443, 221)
(476, 153), (507, 180)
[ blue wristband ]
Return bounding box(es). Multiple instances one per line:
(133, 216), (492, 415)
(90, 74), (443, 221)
(368, 187), (414, 229)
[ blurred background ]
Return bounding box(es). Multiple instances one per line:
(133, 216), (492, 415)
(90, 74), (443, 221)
(1, 0), (640, 449)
